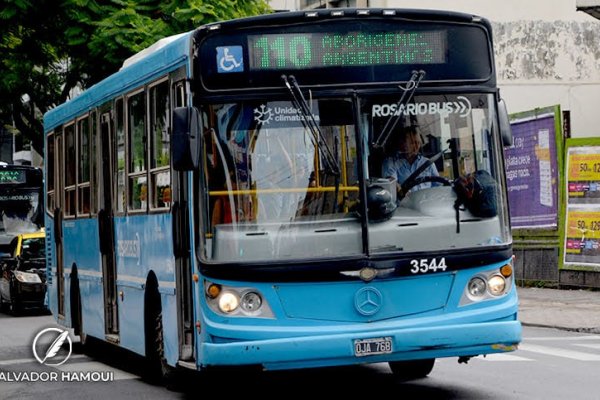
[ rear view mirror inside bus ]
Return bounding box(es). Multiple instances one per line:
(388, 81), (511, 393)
(172, 106), (201, 171)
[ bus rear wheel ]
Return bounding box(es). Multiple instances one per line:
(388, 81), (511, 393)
(388, 358), (435, 381)
(71, 274), (87, 346)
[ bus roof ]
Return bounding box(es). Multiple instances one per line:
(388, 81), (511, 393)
(43, 30), (193, 132)
(198, 7), (484, 32)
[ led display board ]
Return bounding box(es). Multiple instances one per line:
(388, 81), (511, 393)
(247, 31), (447, 70)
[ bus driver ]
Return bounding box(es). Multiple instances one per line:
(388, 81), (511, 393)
(381, 125), (440, 197)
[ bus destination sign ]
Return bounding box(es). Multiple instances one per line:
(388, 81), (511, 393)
(248, 31), (447, 71)
(0, 169), (25, 184)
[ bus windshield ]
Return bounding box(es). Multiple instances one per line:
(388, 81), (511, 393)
(363, 92), (511, 253)
(0, 166), (43, 239)
(200, 92), (510, 263)
(201, 98), (361, 262)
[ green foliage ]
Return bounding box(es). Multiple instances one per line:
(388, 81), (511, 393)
(0, 0), (271, 157)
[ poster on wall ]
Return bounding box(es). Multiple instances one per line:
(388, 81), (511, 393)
(564, 146), (600, 268)
(564, 209), (600, 265)
(566, 146), (600, 204)
(505, 113), (559, 228)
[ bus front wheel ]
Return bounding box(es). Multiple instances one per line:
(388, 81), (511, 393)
(144, 287), (175, 383)
(388, 358), (435, 381)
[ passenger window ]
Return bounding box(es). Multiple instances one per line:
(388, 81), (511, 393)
(127, 91), (147, 211)
(149, 81), (171, 209)
(46, 133), (55, 214)
(64, 124), (76, 217)
(77, 116), (91, 215)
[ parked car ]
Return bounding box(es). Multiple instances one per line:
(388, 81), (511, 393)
(0, 230), (46, 314)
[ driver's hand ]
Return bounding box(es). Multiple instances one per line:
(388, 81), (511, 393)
(396, 182), (405, 198)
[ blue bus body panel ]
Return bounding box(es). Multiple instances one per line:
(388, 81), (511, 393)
(45, 212), (178, 362)
(43, 31), (192, 131)
(197, 260), (521, 369)
(65, 219), (104, 337)
(113, 213), (177, 361)
(275, 274), (454, 322)
(43, 218), (106, 337)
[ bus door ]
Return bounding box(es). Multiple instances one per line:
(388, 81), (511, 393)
(99, 112), (119, 337)
(172, 80), (194, 361)
(54, 134), (65, 316)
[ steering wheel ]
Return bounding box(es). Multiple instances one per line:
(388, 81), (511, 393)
(399, 175), (452, 199)
(398, 149), (449, 197)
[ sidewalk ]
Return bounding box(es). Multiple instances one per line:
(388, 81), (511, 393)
(517, 286), (600, 334)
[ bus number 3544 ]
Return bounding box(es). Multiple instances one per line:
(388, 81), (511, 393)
(410, 258), (447, 274)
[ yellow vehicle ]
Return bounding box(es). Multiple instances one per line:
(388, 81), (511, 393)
(0, 229), (46, 314)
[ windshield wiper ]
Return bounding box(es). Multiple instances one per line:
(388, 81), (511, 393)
(281, 75), (340, 177)
(373, 70), (426, 149)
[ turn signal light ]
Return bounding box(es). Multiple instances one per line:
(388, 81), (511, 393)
(206, 283), (221, 299)
(500, 264), (513, 277)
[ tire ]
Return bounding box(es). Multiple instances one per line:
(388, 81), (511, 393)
(144, 291), (175, 384)
(8, 295), (20, 316)
(75, 293), (88, 347)
(154, 311), (175, 380)
(389, 358), (435, 381)
(8, 283), (20, 316)
(70, 273), (87, 346)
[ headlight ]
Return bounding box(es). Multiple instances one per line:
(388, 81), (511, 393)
(487, 275), (507, 296)
(460, 262), (513, 306)
(205, 281), (274, 318)
(241, 291), (262, 312)
(218, 292), (239, 313)
(468, 277), (487, 297)
(14, 271), (42, 284)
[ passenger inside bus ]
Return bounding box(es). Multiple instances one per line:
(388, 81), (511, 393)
(382, 125), (440, 198)
(211, 169), (245, 226)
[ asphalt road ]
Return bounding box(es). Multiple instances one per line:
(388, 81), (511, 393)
(1, 311), (599, 399)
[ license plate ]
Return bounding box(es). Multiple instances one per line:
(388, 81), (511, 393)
(354, 337), (393, 357)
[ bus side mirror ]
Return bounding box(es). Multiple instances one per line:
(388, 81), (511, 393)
(172, 107), (201, 171)
(498, 99), (513, 147)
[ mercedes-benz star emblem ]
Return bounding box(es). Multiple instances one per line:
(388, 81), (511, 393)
(354, 287), (382, 316)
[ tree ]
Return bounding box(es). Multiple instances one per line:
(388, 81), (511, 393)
(0, 0), (271, 158)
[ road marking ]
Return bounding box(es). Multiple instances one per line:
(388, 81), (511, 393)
(476, 353), (533, 361)
(574, 343), (600, 350)
(0, 354), (86, 366)
(526, 336), (600, 341)
(519, 343), (600, 361)
(55, 361), (138, 381)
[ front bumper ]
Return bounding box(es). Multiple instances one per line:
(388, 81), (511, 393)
(200, 318), (520, 370)
(14, 283), (46, 307)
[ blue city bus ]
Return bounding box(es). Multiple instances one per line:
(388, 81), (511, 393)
(44, 8), (520, 380)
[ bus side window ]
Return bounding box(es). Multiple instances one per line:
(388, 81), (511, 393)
(64, 123), (76, 217)
(77, 116), (91, 216)
(115, 98), (126, 214)
(149, 80), (171, 210)
(47, 133), (55, 214)
(127, 90), (147, 211)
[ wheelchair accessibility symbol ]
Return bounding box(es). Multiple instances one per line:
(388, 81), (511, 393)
(217, 46), (243, 73)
